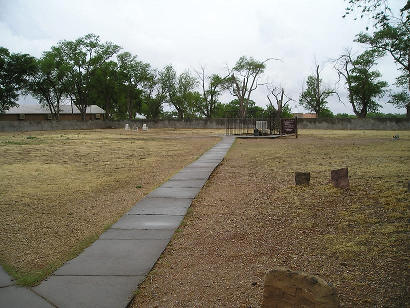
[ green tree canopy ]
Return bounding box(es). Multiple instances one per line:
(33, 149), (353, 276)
(345, 0), (410, 116)
(89, 60), (121, 119)
(117, 52), (153, 119)
(335, 50), (388, 117)
(160, 65), (198, 119)
(57, 34), (121, 119)
(0, 47), (36, 113)
(26, 49), (71, 119)
(299, 65), (336, 116)
(140, 69), (166, 120)
(196, 67), (225, 118)
(225, 56), (268, 118)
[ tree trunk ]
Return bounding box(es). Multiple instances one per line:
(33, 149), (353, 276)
(178, 109), (184, 120)
(81, 106), (86, 121)
(127, 96), (132, 120)
(239, 97), (246, 119)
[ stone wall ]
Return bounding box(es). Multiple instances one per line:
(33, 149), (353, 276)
(0, 118), (408, 132)
(0, 119), (227, 132)
(297, 118), (410, 130)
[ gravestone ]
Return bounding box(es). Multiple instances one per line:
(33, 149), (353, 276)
(262, 267), (339, 308)
(142, 124), (148, 131)
(124, 124), (130, 130)
(330, 168), (349, 189)
(295, 172), (310, 185)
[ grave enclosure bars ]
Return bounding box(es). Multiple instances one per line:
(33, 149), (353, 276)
(225, 117), (298, 137)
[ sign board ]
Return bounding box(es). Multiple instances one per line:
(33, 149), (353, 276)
(281, 118), (298, 137)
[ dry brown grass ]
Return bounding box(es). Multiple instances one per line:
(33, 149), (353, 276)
(133, 129), (410, 308)
(0, 128), (222, 285)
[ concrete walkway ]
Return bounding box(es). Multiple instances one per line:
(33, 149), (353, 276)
(1, 136), (235, 308)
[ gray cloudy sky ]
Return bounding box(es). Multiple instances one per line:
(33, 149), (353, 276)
(0, 0), (405, 114)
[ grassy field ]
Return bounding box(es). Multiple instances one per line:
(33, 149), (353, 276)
(132, 130), (410, 307)
(0, 128), (222, 285)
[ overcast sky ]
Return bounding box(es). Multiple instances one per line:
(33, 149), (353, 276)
(0, 0), (405, 114)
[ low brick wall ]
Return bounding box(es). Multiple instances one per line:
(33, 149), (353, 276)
(0, 118), (408, 132)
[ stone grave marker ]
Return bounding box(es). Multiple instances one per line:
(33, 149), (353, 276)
(330, 168), (349, 189)
(295, 172), (310, 185)
(262, 267), (339, 308)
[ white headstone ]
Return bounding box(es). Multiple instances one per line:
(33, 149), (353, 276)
(142, 124), (148, 131)
(125, 124), (130, 130)
(256, 121), (267, 130)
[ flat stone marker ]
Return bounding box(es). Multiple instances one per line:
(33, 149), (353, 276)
(295, 172), (310, 185)
(331, 167), (349, 189)
(262, 267), (339, 308)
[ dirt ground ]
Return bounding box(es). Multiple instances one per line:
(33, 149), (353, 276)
(132, 130), (409, 307)
(0, 128), (222, 285)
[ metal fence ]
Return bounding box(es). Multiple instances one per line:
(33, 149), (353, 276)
(225, 118), (280, 136)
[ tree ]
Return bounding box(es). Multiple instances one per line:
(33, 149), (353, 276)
(159, 65), (178, 117)
(160, 65), (198, 119)
(222, 99), (245, 118)
(0, 47), (36, 113)
(180, 90), (203, 119)
(280, 104), (293, 118)
(319, 107), (335, 118)
(266, 84), (293, 130)
(26, 49), (70, 119)
(343, 0), (392, 26)
(176, 72), (200, 119)
(343, 0), (409, 25)
(356, 23), (409, 115)
(345, 0), (410, 116)
(335, 49), (388, 117)
(89, 61), (120, 119)
(196, 67), (225, 118)
(117, 52), (153, 120)
(225, 56), (269, 118)
(299, 65), (337, 116)
(247, 104), (266, 118)
(389, 90), (410, 112)
(57, 34), (121, 120)
(141, 69), (165, 120)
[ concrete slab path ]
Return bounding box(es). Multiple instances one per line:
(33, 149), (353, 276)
(1, 136), (235, 308)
